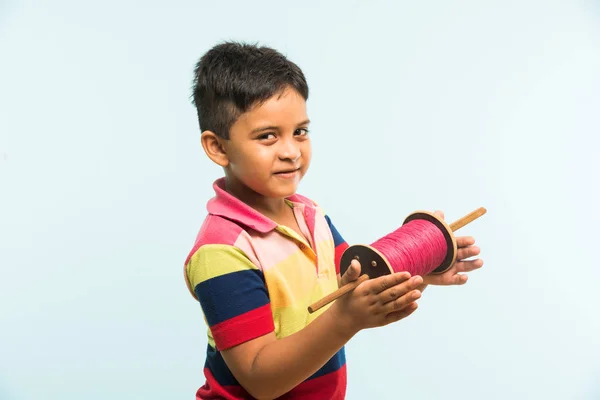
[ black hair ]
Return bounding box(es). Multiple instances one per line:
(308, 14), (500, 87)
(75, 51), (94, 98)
(191, 41), (309, 139)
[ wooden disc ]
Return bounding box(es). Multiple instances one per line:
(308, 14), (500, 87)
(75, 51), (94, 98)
(339, 244), (394, 279)
(403, 210), (457, 274)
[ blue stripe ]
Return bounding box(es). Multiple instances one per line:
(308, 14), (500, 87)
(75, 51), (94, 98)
(205, 344), (240, 386)
(325, 215), (346, 248)
(195, 269), (270, 326)
(308, 346), (346, 380)
(204, 344), (346, 386)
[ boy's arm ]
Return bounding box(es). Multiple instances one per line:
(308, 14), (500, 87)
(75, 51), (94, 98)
(188, 244), (422, 400)
(221, 263), (421, 400)
(221, 304), (352, 399)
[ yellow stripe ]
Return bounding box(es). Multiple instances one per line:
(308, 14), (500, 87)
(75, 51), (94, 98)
(272, 279), (337, 338)
(207, 329), (216, 349)
(265, 238), (335, 308)
(186, 244), (259, 289)
(198, 313), (217, 348)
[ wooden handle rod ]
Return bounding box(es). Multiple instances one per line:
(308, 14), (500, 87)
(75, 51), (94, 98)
(449, 207), (487, 232)
(307, 274), (369, 313)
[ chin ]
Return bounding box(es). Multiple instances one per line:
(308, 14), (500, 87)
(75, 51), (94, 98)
(266, 180), (301, 198)
(270, 186), (298, 198)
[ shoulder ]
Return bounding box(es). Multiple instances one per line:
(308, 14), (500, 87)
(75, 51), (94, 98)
(183, 214), (260, 299)
(186, 242), (261, 294)
(197, 213), (247, 246)
(184, 214), (249, 262)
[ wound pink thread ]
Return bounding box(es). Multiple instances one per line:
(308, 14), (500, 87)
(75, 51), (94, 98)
(370, 219), (447, 276)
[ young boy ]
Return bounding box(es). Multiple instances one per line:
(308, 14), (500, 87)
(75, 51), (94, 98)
(183, 42), (483, 400)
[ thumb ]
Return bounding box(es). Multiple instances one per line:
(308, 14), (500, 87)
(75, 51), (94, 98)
(340, 259), (361, 286)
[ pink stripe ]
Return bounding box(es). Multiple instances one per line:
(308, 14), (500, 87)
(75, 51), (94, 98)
(243, 232), (305, 271)
(184, 215), (244, 266)
(207, 178), (276, 233)
(312, 209), (335, 244)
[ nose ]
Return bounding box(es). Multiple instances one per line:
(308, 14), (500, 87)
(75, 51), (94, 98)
(277, 137), (301, 162)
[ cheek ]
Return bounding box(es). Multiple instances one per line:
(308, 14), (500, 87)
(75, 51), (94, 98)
(302, 143), (312, 164)
(231, 148), (273, 174)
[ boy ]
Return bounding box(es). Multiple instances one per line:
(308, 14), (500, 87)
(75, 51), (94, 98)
(183, 42), (483, 400)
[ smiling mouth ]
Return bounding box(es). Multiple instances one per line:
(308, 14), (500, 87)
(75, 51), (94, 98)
(274, 168), (300, 175)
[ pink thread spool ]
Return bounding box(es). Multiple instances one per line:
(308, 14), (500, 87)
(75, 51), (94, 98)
(308, 207), (486, 313)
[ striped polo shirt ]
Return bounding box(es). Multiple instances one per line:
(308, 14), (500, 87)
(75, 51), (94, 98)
(184, 178), (350, 399)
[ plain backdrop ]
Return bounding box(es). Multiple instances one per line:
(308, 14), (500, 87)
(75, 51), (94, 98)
(1, 1), (599, 399)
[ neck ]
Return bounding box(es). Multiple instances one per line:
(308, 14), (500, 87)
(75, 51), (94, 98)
(224, 175), (287, 220)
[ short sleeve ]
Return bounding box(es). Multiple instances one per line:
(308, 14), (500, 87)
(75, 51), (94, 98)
(324, 214), (349, 275)
(186, 244), (274, 351)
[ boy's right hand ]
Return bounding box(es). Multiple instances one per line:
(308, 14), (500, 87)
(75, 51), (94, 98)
(331, 259), (423, 336)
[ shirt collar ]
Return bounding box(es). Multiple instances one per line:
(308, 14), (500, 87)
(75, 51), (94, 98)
(206, 177), (315, 233)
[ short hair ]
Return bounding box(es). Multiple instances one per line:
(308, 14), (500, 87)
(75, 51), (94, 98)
(191, 41), (309, 139)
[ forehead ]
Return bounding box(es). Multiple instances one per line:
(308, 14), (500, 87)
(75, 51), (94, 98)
(234, 88), (308, 130)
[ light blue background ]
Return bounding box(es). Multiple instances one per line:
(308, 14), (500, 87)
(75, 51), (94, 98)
(1, 1), (599, 399)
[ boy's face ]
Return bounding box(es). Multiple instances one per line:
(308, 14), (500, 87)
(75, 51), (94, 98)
(217, 87), (311, 199)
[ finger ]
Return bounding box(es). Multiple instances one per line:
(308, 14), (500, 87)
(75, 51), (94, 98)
(456, 245), (480, 261)
(444, 273), (468, 285)
(385, 302), (418, 324)
(454, 259), (484, 273)
(423, 268), (468, 286)
(366, 271), (412, 295)
(434, 210), (445, 220)
(340, 259), (362, 286)
(378, 275), (423, 303)
(384, 289), (422, 314)
(456, 236), (475, 248)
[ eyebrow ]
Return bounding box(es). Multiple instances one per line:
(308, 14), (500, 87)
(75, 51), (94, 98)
(250, 119), (311, 135)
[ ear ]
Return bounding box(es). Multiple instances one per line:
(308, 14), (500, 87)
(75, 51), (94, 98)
(201, 131), (229, 167)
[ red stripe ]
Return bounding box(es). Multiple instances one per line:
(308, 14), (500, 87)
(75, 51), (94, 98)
(278, 365), (347, 399)
(196, 368), (249, 400)
(211, 304), (274, 350)
(197, 365), (347, 399)
(334, 243), (349, 275)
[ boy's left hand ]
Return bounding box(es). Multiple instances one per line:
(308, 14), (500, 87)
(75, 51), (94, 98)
(421, 210), (484, 286)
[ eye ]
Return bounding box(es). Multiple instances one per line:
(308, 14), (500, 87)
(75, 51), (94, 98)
(257, 132), (276, 140)
(294, 128), (309, 136)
